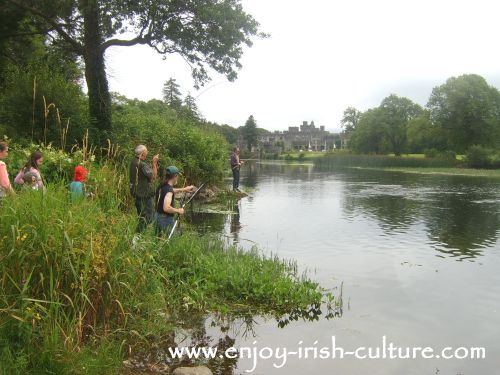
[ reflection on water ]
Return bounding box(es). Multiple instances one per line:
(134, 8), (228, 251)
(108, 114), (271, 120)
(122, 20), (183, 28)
(338, 169), (500, 259)
(131, 298), (343, 375)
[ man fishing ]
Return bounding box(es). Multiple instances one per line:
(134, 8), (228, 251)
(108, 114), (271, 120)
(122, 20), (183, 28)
(154, 165), (195, 237)
(129, 145), (159, 233)
(230, 146), (244, 192)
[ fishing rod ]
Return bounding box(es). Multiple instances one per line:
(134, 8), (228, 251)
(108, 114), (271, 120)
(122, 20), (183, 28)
(168, 183), (205, 240)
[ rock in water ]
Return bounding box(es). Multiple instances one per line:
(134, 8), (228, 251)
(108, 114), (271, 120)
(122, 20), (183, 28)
(173, 366), (213, 375)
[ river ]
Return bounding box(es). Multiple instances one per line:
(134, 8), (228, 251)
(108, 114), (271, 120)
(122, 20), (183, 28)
(186, 161), (500, 374)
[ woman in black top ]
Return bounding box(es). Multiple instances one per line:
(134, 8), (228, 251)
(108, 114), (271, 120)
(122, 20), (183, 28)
(154, 165), (194, 236)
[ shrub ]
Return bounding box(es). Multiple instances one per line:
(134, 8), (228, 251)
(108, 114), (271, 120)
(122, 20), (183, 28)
(465, 145), (498, 169)
(112, 106), (228, 185)
(7, 142), (87, 183)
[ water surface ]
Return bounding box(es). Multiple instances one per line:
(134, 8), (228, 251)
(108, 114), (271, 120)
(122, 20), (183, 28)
(188, 162), (500, 374)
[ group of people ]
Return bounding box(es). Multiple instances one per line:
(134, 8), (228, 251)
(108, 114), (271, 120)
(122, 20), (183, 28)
(129, 144), (195, 236)
(0, 141), (90, 201)
(1, 140), (245, 239)
(130, 145), (246, 237)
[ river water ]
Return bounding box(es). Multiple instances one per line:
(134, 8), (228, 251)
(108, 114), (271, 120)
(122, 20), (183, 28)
(187, 161), (500, 375)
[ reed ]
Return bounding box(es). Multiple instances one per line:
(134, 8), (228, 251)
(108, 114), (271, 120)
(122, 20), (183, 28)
(42, 96), (56, 146)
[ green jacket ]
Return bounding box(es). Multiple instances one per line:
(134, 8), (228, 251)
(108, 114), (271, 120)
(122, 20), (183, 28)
(129, 157), (154, 198)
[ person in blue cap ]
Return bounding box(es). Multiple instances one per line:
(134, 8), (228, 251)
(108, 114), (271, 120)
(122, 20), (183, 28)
(154, 165), (194, 236)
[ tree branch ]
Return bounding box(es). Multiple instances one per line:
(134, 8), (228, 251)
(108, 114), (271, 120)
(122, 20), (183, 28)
(100, 35), (151, 51)
(100, 18), (152, 52)
(5, 0), (83, 54)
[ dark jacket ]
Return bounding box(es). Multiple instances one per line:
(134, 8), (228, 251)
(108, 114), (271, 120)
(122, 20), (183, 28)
(231, 153), (240, 170)
(129, 157), (154, 198)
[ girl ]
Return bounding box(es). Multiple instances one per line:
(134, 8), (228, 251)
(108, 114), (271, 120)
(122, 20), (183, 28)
(15, 151), (45, 191)
(0, 142), (15, 198)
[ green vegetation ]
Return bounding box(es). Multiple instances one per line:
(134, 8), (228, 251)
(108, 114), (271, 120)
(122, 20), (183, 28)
(378, 167), (500, 178)
(0, 149), (330, 374)
(342, 74), (500, 167)
(242, 115), (258, 152)
(280, 151), (326, 161)
(314, 153), (458, 170)
(465, 145), (500, 169)
(111, 96), (228, 185)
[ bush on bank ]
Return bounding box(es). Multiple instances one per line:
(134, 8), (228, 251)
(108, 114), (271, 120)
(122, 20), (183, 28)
(465, 145), (500, 169)
(112, 99), (229, 185)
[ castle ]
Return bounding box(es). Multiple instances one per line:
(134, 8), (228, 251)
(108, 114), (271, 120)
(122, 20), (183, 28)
(258, 121), (340, 152)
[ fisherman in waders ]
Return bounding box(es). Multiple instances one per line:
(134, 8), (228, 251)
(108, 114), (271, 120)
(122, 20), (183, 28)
(129, 145), (159, 233)
(154, 166), (194, 236)
(230, 146), (244, 192)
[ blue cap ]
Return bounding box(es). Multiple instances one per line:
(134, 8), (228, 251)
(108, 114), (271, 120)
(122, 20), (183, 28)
(166, 165), (180, 175)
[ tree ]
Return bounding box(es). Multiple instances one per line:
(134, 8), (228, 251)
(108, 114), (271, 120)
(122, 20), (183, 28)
(350, 108), (387, 154)
(162, 78), (182, 110)
(4, 0), (264, 135)
(182, 92), (201, 121)
(427, 74), (500, 152)
(340, 107), (362, 133)
(242, 115), (258, 152)
(349, 96), (422, 155)
(380, 94), (423, 156)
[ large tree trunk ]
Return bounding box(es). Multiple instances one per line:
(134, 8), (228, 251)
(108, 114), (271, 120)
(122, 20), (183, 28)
(81, 0), (112, 134)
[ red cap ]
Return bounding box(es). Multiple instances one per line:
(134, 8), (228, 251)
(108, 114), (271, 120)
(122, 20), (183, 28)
(74, 165), (88, 182)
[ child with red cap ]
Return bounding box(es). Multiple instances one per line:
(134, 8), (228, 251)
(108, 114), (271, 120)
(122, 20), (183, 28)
(69, 165), (89, 201)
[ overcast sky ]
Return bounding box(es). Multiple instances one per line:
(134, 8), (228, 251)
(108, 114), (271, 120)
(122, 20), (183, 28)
(106, 0), (500, 132)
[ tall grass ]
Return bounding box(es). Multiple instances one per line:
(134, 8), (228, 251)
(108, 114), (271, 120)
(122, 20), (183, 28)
(0, 158), (327, 373)
(314, 153), (458, 170)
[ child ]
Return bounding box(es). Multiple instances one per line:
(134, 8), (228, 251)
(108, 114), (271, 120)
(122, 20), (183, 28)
(69, 165), (89, 201)
(15, 151), (45, 191)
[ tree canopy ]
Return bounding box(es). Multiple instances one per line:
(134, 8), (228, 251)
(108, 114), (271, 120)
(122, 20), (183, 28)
(346, 74), (500, 156)
(427, 74), (500, 152)
(340, 107), (362, 134)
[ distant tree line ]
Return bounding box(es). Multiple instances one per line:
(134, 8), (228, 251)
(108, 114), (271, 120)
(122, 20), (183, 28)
(342, 74), (500, 158)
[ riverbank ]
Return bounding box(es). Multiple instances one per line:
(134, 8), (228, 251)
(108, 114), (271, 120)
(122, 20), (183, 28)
(369, 166), (500, 178)
(311, 153), (500, 178)
(0, 162), (330, 374)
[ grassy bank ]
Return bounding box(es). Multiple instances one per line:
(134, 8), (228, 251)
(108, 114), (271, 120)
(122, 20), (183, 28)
(0, 162), (329, 374)
(314, 153), (458, 169)
(279, 151), (326, 161)
(372, 167), (500, 178)
(312, 153), (500, 178)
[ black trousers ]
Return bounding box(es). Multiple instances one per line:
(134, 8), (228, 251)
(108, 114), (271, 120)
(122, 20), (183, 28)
(232, 169), (240, 190)
(134, 196), (154, 233)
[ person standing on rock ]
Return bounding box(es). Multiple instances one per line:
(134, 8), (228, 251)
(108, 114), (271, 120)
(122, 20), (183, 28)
(230, 146), (244, 192)
(129, 145), (159, 233)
